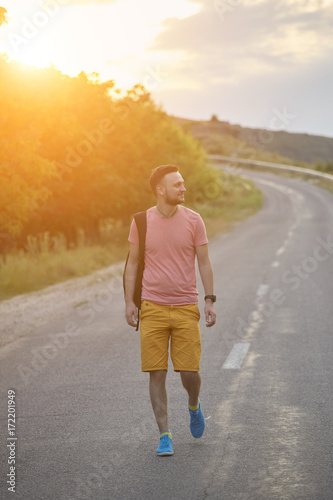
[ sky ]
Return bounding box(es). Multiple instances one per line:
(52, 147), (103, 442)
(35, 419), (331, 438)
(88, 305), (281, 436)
(0, 0), (332, 137)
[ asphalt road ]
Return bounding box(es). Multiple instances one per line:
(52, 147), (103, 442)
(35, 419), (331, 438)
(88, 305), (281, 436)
(1, 170), (333, 500)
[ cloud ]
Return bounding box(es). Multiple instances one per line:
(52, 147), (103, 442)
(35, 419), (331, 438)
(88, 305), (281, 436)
(152, 0), (333, 64)
(149, 0), (333, 135)
(149, 0), (333, 92)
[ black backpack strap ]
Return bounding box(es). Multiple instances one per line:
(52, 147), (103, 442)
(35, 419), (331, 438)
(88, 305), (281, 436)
(134, 211), (147, 263)
(133, 211), (147, 331)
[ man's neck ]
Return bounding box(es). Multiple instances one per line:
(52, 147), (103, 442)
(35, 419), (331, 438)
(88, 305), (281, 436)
(155, 203), (179, 218)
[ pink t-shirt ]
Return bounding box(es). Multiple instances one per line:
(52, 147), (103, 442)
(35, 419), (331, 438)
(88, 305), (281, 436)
(128, 206), (208, 305)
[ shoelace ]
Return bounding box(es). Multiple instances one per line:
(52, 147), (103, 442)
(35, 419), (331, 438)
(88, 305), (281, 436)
(160, 435), (171, 447)
(190, 410), (202, 426)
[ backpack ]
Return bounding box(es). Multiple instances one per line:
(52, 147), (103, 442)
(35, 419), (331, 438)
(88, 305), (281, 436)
(123, 211), (147, 330)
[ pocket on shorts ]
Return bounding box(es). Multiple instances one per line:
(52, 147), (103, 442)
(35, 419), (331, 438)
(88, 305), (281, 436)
(141, 300), (159, 319)
(140, 300), (150, 318)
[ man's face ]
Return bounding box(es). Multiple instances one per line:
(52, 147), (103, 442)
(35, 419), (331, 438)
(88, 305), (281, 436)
(160, 172), (186, 205)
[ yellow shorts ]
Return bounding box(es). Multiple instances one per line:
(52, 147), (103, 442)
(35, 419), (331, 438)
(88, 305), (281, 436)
(140, 300), (201, 372)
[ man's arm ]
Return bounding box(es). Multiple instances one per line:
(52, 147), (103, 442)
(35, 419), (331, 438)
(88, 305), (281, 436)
(124, 242), (140, 327)
(196, 244), (216, 327)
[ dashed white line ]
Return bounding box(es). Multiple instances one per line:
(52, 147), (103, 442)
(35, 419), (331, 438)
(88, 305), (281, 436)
(276, 246), (286, 256)
(222, 343), (251, 369)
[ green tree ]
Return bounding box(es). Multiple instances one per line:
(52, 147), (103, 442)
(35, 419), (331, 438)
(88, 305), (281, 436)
(0, 56), (221, 250)
(0, 58), (56, 237)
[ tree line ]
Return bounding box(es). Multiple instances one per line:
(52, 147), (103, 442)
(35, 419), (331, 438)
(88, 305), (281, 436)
(0, 56), (220, 254)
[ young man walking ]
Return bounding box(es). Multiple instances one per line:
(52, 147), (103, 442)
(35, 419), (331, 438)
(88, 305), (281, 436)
(124, 165), (216, 456)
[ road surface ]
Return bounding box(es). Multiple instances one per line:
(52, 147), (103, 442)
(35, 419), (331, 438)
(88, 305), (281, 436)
(1, 170), (333, 499)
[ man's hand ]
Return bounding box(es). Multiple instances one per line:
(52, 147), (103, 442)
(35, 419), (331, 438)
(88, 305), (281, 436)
(204, 300), (216, 327)
(125, 301), (138, 328)
(196, 244), (216, 327)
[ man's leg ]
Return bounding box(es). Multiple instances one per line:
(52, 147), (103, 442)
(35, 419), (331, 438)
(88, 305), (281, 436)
(149, 370), (168, 432)
(140, 303), (173, 455)
(180, 371), (201, 406)
(180, 370), (205, 438)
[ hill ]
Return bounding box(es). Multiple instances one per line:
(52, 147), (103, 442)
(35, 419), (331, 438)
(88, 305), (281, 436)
(173, 117), (333, 165)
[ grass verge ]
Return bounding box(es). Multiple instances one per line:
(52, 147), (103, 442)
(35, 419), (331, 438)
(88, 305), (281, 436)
(199, 173), (262, 238)
(0, 174), (262, 301)
(226, 164), (333, 195)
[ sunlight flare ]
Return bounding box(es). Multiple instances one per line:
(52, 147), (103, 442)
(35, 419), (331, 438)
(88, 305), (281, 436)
(0, 0), (200, 88)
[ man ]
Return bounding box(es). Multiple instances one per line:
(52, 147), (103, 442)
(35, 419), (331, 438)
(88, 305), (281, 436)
(124, 165), (216, 456)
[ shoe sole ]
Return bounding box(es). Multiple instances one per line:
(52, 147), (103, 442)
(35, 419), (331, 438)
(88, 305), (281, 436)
(157, 451), (174, 456)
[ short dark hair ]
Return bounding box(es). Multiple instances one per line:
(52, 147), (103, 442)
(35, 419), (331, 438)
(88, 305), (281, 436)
(150, 165), (179, 195)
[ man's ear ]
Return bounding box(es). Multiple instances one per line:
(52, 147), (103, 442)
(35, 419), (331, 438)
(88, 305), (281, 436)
(156, 184), (165, 196)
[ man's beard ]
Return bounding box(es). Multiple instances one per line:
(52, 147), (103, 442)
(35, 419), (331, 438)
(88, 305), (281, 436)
(165, 192), (184, 206)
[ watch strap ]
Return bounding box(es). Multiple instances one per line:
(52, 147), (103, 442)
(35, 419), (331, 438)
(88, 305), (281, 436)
(204, 294), (216, 302)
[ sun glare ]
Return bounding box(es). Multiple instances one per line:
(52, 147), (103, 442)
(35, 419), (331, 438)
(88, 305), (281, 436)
(0, 0), (200, 88)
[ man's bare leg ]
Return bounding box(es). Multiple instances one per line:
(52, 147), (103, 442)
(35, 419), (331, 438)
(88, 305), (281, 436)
(180, 370), (205, 438)
(149, 370), (168, 432)
(180, 371), (201, 406)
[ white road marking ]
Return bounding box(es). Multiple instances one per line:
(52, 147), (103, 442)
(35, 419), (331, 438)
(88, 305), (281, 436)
(222, 343), (251, 369)
(276, 246), (286, 256)
(257, 284), (269, 296)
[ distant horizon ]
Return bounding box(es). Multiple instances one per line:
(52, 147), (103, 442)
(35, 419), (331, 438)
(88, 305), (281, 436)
(170, 113), (333, 140)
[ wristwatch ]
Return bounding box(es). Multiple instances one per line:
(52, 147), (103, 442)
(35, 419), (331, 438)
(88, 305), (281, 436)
(204, 295), (216, 302)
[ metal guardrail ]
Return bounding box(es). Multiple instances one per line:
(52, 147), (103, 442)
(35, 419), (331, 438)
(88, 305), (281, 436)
(207, 154), (333, 182)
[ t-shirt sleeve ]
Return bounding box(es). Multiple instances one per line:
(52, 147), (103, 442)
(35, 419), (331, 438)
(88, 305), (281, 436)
(128, 219), (139, 245)
(194, 215), (208, 247)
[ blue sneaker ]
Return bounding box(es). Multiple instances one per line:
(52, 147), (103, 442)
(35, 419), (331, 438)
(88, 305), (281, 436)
(189, 401), (205, 438)
(156, 432), (174, 456)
